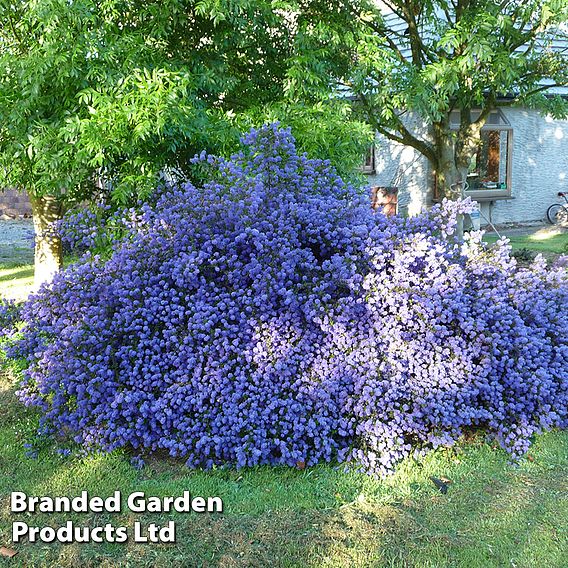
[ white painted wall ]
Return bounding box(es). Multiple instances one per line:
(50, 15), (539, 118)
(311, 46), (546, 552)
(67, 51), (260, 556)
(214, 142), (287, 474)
(484, 107), (568, 224)
(366, 107), (568, 225)
(366, 115), (432, 217)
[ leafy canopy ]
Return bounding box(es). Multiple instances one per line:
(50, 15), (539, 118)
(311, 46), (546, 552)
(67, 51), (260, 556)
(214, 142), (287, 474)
(0, 0), (372, 204)
(287, 0), (568, 168)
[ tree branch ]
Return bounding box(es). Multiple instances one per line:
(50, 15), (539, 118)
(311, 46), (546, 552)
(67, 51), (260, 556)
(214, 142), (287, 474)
(404, 1), (428, 66)
(441, 4), (453, 25)
(473, 93), (496, 127)
(380, 0), (408, 24)
(361, 18), (410, 65)
(357, 91), (438, 165)
(4, 11), (25, 53)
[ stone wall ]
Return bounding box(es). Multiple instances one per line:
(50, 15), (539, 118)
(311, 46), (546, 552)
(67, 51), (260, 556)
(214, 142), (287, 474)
(0, 190), (32, 218)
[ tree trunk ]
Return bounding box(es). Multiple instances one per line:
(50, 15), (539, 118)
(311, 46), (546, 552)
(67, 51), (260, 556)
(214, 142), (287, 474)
(432, 121), (463, 237)
(29, 194), (64, 287)
(435, 160), (467, 238)
(433, 117), (484, 239)
(433, 120), (467, 200)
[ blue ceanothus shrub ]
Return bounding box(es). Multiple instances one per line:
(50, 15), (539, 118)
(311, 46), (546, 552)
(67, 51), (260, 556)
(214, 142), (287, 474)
(11, 125), (568, 475)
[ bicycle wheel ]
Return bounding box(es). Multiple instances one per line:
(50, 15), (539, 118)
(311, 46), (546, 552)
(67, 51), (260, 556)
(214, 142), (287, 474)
(547, 203), (564, 224)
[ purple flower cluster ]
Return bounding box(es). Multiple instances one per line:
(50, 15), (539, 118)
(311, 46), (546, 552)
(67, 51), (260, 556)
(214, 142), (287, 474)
(57, 203), (147, 257)
(0, 298), (21, 338)
(11, 125), (568, 475)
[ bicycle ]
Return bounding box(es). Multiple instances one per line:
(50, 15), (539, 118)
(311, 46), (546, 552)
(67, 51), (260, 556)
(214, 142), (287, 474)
(546, 192), (568, 225)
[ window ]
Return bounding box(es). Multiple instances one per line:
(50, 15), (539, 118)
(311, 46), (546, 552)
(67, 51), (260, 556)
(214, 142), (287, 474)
(361, 145), (376, 175)
(449, 109), (513, 200)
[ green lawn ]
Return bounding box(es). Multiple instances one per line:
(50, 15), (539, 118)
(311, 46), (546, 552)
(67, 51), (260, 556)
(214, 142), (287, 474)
(0, 264), (34, 302)
(1, 239), (567, 567)
(484, 230), (568, 255)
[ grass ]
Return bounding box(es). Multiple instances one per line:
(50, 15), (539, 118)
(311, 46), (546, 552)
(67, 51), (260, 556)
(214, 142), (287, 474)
(0, 244), (33, 269)
(0, 237), (567, 567)
(483, 230), (568, 255)
(0, 366), (567, 568)
(0, 264), (34, 302)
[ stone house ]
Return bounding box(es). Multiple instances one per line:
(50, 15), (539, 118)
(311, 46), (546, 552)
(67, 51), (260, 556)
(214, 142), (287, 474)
(0, 189), (32, 218)
(366, 107), (568, 224)
(365, 5), (568, 225)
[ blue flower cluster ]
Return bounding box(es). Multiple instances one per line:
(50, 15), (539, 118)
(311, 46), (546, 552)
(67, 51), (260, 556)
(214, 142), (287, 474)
(0, 298), (21, 338)
(11, 125), (568, 475)
(56, 203), (143, 257)
(56, 206), (106, 254)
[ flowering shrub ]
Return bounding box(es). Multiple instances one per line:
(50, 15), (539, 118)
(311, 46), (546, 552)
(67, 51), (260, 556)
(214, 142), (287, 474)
(57, 205), (111, 254)
(11, 125), (568, 475)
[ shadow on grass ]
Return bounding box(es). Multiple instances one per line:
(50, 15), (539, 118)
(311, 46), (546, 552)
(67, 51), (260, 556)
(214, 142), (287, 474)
(19, 465), (562, 568)
(0, 267), (34, 283)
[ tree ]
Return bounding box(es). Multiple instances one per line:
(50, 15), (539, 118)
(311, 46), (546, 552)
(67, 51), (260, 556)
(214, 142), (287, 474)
(0, 0), (371, 285)
(289, 0), (568, 221)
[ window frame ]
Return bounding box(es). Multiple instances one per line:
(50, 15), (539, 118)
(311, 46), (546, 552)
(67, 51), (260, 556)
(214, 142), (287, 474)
(450, 110), (513, 201)
(361, 144), (376, 175)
